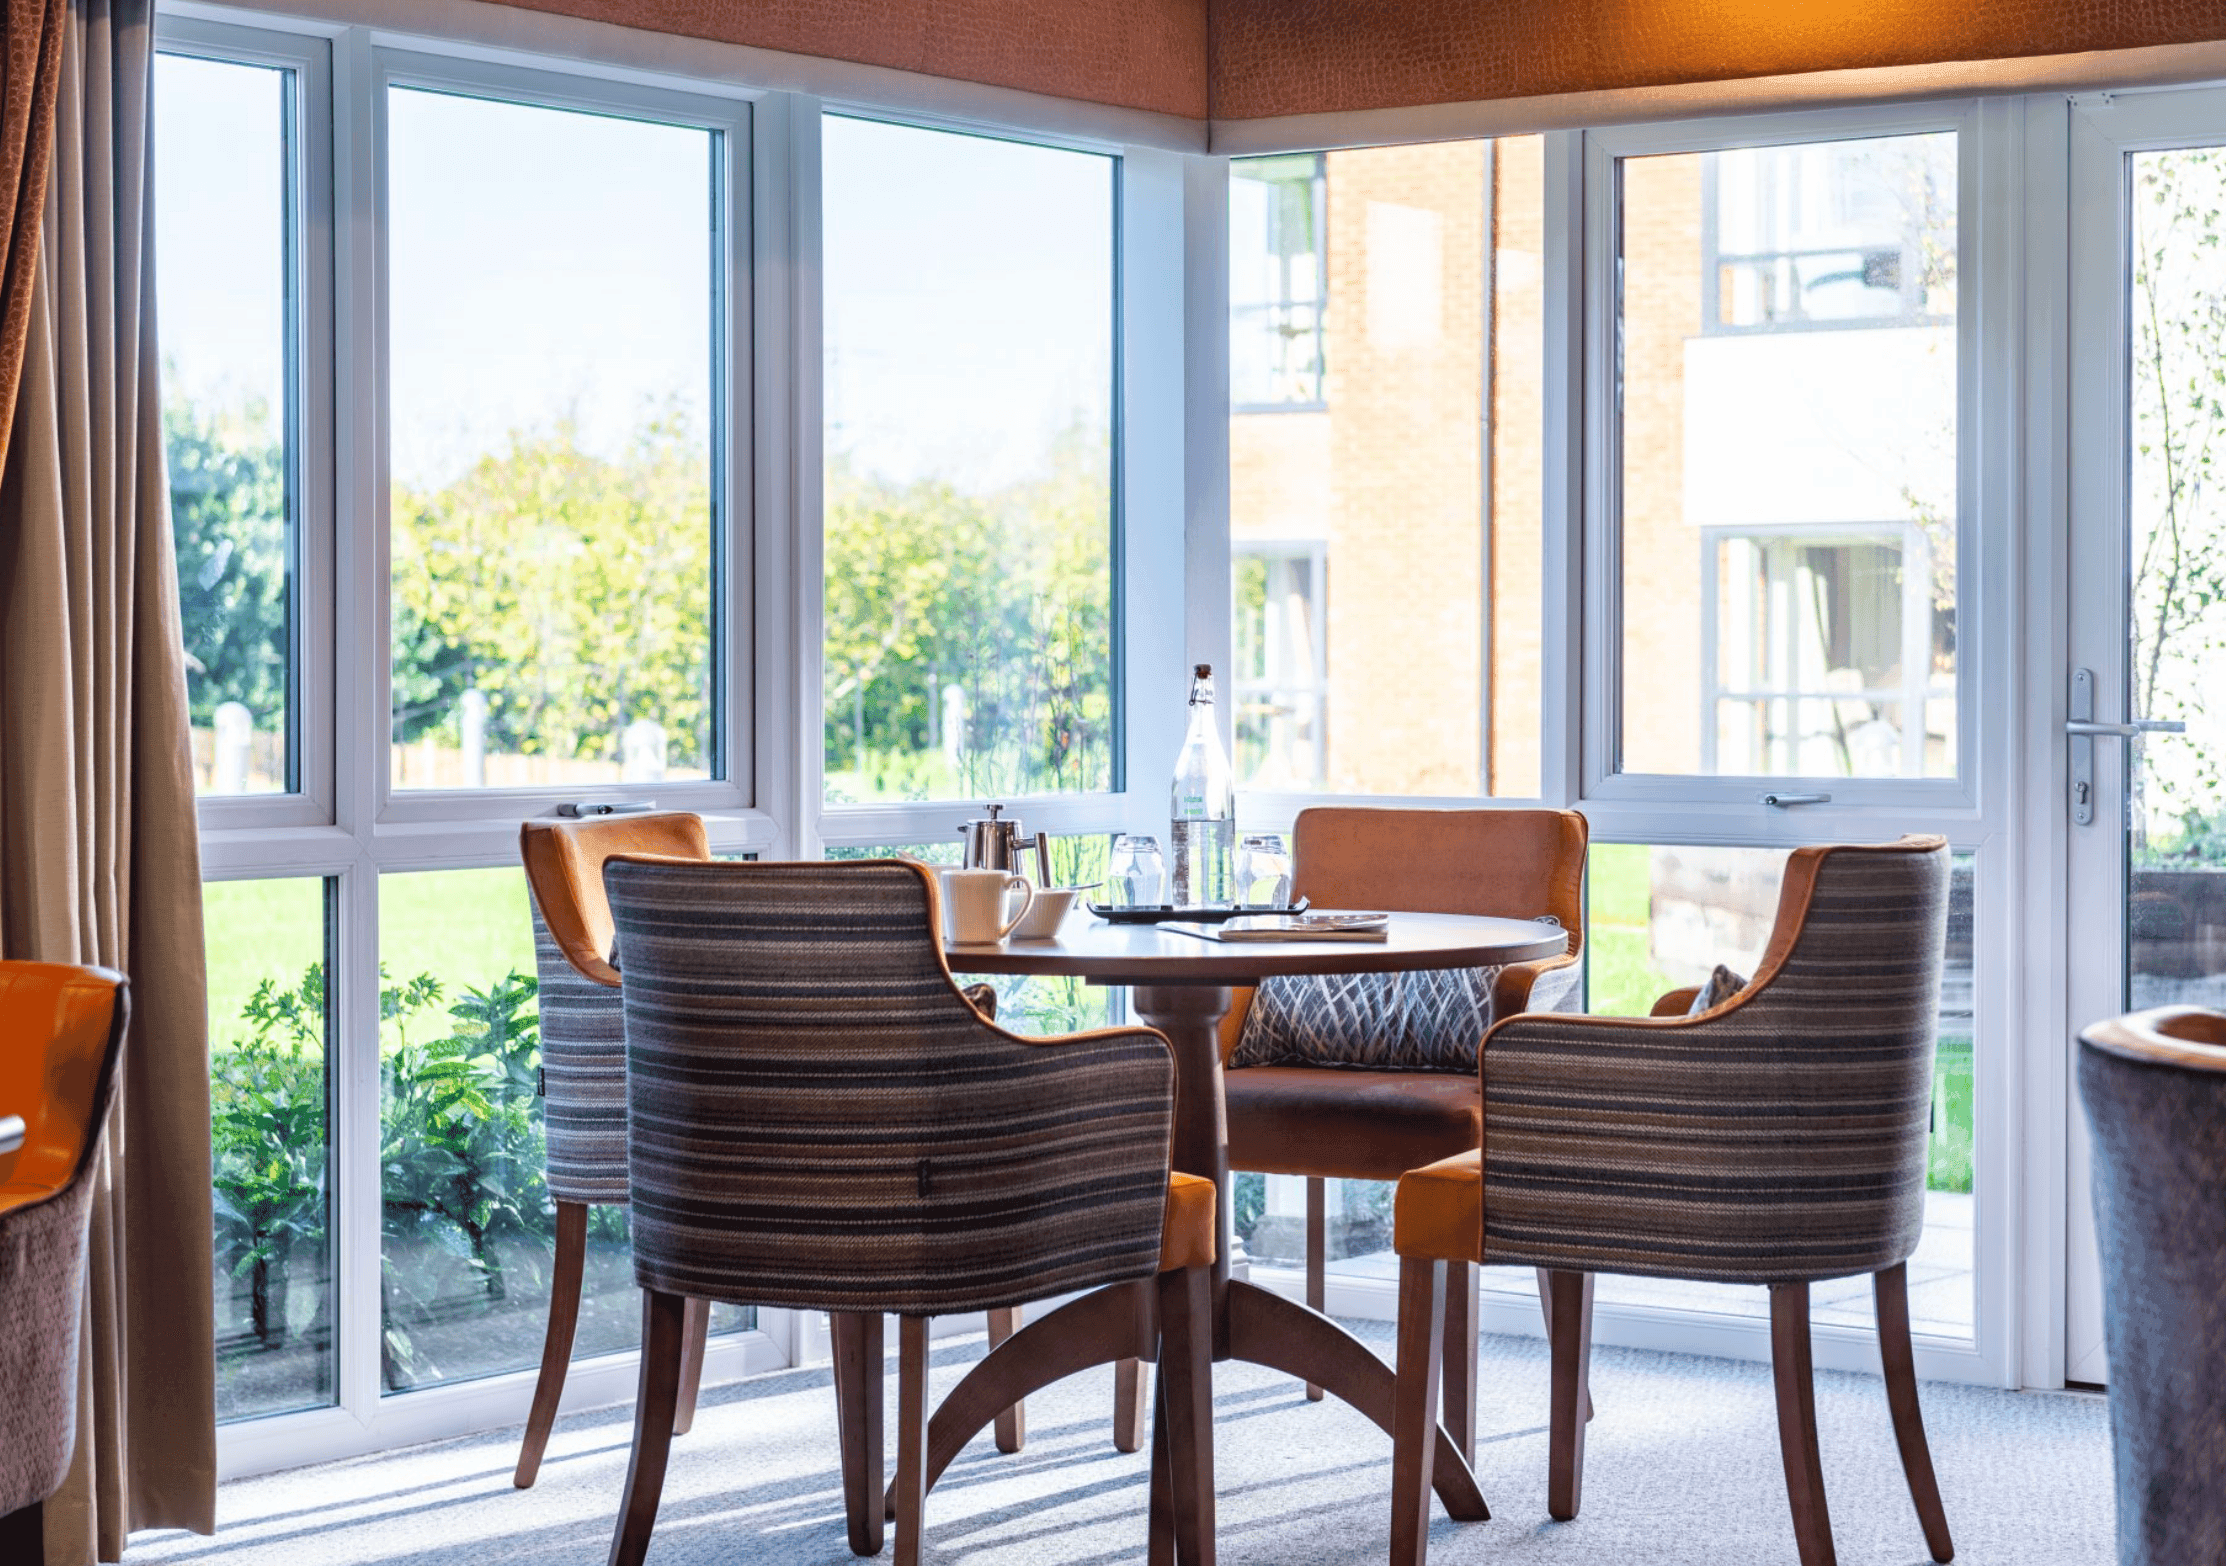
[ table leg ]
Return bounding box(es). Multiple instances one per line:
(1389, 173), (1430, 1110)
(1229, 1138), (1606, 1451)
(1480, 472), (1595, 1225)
(1129, 981), (1486, 1523)
(1128, 984), (1234, 1355)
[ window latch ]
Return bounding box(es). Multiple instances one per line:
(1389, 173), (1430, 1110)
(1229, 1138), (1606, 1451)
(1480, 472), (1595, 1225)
(558, 800), (657, 818)
(1759, 792), (1832, 808)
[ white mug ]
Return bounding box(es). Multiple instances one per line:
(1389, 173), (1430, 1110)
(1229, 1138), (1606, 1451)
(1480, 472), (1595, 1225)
(942, 869), (1035, 945)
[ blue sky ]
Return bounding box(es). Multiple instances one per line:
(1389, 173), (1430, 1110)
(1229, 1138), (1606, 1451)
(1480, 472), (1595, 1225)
(154, 56), (1114, 498)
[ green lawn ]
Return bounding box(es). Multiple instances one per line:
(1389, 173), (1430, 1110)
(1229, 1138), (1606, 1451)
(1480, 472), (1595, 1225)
(203, 868), (538, 1051)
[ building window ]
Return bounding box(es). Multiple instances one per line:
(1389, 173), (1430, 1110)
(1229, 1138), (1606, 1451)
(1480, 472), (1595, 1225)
(1233, 543), (1328, 789)
(1230, 153), (1326, 409)
(1701, 525), (1954, 777)
(1700, 137), (1956, 334)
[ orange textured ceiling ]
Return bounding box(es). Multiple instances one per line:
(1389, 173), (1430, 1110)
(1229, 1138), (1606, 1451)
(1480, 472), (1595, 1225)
(480, 0), (2226, 121)
(1210, 0), (2226, 119)
(477, 0), (1210, 119)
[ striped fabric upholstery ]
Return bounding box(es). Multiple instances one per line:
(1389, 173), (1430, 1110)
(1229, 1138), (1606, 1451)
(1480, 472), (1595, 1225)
(1481, 837), (1948, 1285)
(529, 903), (633, 1206)
(602, 857), (1178, 1316)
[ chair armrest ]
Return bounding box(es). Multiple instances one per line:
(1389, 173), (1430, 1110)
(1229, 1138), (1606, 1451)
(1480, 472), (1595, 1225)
(1651, 986), (1700, 1017)
(1492, 952), (1582, 1018)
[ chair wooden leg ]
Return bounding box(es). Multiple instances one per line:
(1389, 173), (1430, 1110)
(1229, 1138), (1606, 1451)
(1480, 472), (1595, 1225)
(673, 1295), (711, 1436)
(987, 1304), (1026, 1453)
(895, 1316), (931, 1566)
(832, 1311), (886, 1558)
(1149, 1386), (1176, 1566)
(1537, 1265), (1595, 1423)
(1390, 1256), (1447, 1566)
(1305, 1175), (1326, 1401)
(515, 1200), (589, 1488)
(1156, 1264), (1217, 1566)
(1545, 1269), (1594, 1522)
(1770, 1281), (1838, 1566)
(0, 1498), (43, 1562)
(1440, 1260), (1477, 1465)
(1114, 1354), (1149, 1452)
(1875, 1264), (1955, 1563)
(607, 1289), (687, 1566)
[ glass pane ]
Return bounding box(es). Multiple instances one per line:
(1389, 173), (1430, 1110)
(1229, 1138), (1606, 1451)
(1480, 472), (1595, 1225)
(1569, 843), (1974, 1339)
(1618, 134), (1958, 779)
(156, 55), (294, 796)
(1228, 137), (1544, 796)
(387, 90), (718, 791)
(208, 877), (333, 1421)
(829, 837), (1118, 1032)
(2128, 149), (2226, 1014)
(378, 867), (748, 1394)
(821, 116), (1115, 804)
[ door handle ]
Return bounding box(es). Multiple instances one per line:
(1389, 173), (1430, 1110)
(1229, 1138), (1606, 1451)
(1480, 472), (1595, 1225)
(2068, 666), (2186, 827)
(2064, 719), (2185, 738)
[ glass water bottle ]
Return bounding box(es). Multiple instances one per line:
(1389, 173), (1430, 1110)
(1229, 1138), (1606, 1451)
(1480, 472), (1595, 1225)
(1170, 663), (1235, 906)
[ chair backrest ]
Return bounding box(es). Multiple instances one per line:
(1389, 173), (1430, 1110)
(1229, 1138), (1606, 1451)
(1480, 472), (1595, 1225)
(518, 812), (708, 1206)
(1482, 835), (1949, 1285)
(0, 961), (128, 1516)
(2078, 1007), (2226, 1566)
(601, 855), (1176, 1316)
(1290, 806), (1588, 959)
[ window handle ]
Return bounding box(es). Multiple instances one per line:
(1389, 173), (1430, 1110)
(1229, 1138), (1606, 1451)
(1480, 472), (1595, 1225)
(558, 800), (657, 818)
(2064, 719), (2185, 738)
(1760, 792), (1833, 807)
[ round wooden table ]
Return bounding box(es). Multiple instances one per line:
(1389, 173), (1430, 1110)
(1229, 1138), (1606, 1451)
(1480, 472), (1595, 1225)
(919, 911), (1568, 1534)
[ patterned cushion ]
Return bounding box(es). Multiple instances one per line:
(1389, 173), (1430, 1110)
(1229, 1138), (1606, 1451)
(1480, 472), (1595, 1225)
(1231, 964), (1505, 1075)
(530, 905), (632, 1206)
(1686, 963), (1748, 1014)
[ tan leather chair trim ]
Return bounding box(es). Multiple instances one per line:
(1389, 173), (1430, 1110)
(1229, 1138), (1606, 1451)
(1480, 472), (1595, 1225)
(1393, 1149), (1483, 1264)
(0, 963), (128, 1209)
(1158, 1171), (1217, 1272)
(520, 812), (710, 987)
(1484, 833), (1949, 1048)
(2083, 1006), (2226, 1074)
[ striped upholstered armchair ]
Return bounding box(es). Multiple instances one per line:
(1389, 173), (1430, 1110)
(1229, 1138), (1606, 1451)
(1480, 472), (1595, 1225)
(597, 856), (1217, 1566)
(514, 812), (717, 1488)
(0, 963), (130, 1558)
(1384, 835), (1956, 1566)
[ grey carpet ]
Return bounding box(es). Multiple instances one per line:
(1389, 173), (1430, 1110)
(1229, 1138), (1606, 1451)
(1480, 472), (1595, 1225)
(134, 1323), (2113, 1564)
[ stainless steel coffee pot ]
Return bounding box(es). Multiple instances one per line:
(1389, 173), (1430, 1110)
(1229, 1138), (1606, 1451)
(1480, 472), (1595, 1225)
(957, 803), (1053, 885)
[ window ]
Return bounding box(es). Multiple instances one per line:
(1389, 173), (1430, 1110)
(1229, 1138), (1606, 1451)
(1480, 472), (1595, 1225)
(1231, 153), (1326, 408)
(820, 116), (1117, 806)
(1703, 526), (1952, 776)
(1702, 139), (1956, 333)
(206, 877), (334, 1423)
(1228, 137), (1545, 799)
(1232, 543), (1327, 788)
(1617, 131), (1959, 780)
(385, 87), (722, 792)
(157, 53), (298, 796)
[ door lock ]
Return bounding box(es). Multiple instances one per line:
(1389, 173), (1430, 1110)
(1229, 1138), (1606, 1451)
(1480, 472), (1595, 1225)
(2068, 667), (2186, 826)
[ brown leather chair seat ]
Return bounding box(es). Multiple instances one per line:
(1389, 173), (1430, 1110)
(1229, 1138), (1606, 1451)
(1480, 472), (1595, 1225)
(1224, 1066), (1482, 1182)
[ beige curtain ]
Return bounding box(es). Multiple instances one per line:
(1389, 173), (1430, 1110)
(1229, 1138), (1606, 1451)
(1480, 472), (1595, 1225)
(0, 0), (217, 1560)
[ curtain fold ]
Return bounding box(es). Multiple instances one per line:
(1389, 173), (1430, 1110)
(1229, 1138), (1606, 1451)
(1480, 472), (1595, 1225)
(0, 0), (63, 478)
(0, 0), (217, 1560)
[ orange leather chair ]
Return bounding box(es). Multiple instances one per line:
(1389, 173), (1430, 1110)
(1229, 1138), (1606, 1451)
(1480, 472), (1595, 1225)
(0, 962), (130, 1559)
(1216, 806), (1586, 1447)
(515, 812), (716, 1487)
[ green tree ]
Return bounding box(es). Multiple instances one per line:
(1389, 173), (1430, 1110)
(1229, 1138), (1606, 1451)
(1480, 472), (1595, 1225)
(166, 395), (288, 728)
(389, 412), (713, 768)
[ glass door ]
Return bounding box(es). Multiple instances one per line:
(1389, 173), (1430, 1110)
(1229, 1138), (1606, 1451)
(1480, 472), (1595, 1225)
(2065, 89), (2226, 1384)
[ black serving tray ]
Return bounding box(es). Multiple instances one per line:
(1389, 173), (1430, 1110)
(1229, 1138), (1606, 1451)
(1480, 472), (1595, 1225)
(1088, 898), (1311, 925)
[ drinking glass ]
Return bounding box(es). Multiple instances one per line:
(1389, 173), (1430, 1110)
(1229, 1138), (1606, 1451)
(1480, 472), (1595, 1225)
(1236, 833), (1291, 908)
(1108, 834), (1165, 908)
